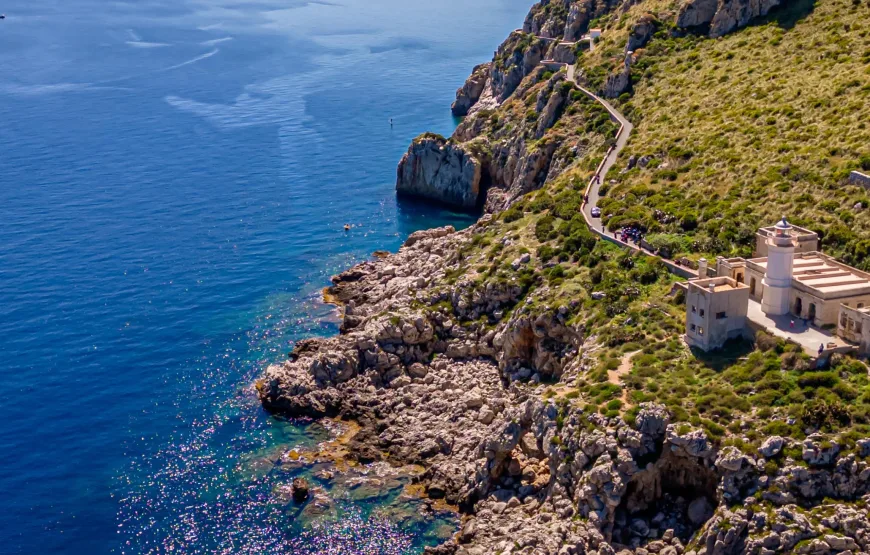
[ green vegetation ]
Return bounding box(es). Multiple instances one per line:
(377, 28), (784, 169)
(579, 0), (870, 267)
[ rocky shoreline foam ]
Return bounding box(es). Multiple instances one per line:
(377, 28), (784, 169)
(258, 0), (870, 552)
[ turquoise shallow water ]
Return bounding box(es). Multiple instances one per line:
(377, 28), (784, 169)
(0, 1), (529, 552)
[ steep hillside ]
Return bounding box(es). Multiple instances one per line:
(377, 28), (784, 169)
(586, 0), (870, 268)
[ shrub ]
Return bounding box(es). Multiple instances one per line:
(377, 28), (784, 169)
(536, 215), (556, 242)
(798, 371), (839, 389)
(502, 204), (524, 223)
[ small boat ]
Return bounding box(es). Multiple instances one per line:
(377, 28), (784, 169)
(0, 15), (6, 19)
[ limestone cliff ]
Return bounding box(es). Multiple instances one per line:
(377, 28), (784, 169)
(523, 0), (622, 41)
(426, 69), (612, 213)
(471, 31), (549, 116)
(677, 0), (783, 37)
(395, 134), (484, 208)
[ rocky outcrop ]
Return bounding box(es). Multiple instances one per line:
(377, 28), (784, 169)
(676, 0), (718, 28)
(452, 64), (491, 117)
(676, 0), (782, 37)
(603, 63), (631, 98)
(626, 14), (658, 52)
(454, 32), (549, 117)
(564, 1), (588, 41)
(523, 0), (572, 38)
(396, 135), (484, 208)
(488, 32), (548, 106)
(549, 41), (578, 64)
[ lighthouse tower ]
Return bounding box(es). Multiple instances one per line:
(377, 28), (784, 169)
(761, 217), (795, 316)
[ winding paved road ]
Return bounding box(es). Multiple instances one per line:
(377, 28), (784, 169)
(562, 64), (634, 235)
(537, 42), (697, 277)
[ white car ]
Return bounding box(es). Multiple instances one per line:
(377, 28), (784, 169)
(591, 207), (601, 218)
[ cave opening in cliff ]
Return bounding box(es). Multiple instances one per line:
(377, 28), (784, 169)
(613, 449), (718, 547)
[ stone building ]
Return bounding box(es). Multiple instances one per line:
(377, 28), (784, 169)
(685, 277), (750, 351)
(839, 306), (870, 355)
(745, 251), (870, 327)
(715, 218), (870, 328)
(694, 218), (870, 352)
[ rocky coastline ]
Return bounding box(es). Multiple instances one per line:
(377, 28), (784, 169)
(260, 1), (870, 553)
(260, 225), (870, 554)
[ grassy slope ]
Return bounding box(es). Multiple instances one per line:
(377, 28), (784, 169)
(597, 0), (870, 267)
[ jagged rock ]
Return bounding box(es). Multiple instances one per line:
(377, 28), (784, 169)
(563, 2), (586, 41)
(459, 519), (477, 543)
(535, 73), (570, 138)
(667, 425), (713, 458)
(407, 362), (429, 379)
(396, 135), (483, 208)
(715, 446), (747, 472)
(404, 225), (455, 248)
(550, 41), (577, 64)
(453, 64), (491, 117)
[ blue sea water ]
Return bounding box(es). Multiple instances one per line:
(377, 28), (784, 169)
(0, 1), (530, 553)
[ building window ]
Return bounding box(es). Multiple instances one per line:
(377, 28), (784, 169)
(698, 327), (704, 336)
(699, 309), (705, 317)
(690, 324), (696, 332)
(716, 312), (727, 319)
(691, 305), (696, 313)
(859, 303), (865, 309)
(857, 322), (863, 334)
(841, 314), (848, 328)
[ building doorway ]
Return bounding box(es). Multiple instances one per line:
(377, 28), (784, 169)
(794, 297), (803, 317)
(808, 303), (816, 323)
(736, 271), (745, 284)
(749, 277), (756, 296)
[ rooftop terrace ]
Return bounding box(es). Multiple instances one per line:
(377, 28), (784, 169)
(747, 253), (870, 298)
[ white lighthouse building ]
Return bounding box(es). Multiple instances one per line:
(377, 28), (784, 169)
(760, 217), (795, 316)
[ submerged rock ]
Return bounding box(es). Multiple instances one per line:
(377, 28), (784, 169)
(292, 477), (310, 503)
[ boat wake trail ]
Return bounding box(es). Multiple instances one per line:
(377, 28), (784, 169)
(163, 49), (219, 71)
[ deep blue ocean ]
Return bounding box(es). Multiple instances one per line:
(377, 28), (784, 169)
(0, 1), (529, 553)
